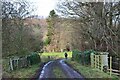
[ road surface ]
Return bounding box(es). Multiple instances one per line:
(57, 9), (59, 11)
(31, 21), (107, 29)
(39, 59), (84, 79)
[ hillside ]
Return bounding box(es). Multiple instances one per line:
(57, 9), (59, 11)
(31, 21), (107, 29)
(44, 18), (83, 52)
(24, 18), (48, 41)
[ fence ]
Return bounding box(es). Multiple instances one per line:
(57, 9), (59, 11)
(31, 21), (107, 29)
(9, 53), (41, 71)
(9, 56), (30, 70)
(110, 56), (120, 70)
(108, 56), (120, 76)
(91, 54), (103, 71)
(91, 53), (120, 76)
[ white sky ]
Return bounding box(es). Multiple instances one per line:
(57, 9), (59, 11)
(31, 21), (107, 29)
(29, 0), (58, 18)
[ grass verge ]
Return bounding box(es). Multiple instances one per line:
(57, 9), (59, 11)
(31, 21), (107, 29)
(2, 58), (42, 78)
(53, 66), (66, 78)
(2, 63), (41, 78)
(65, 59), (119, 79)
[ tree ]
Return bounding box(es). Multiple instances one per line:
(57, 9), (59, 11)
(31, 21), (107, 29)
(45, 10), (57, 51)
(56, 0), (120, 56)
(2, 0), (43, 57)
(49, 10), (57, 17)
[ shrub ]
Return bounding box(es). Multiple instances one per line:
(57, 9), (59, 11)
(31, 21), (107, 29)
(27, 52), (41, 65)
(72, 49), (95, 65)
(72, 49), (80, 61)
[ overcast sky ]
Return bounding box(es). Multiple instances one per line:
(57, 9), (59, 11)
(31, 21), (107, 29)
(29, 0), (58, 18)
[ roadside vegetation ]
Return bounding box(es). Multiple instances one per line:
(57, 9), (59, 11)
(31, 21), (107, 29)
(2, 62), (41, 78)
(53, 66), (66, 78)
(2, 0), (43, 78)
(2, 52), (71, 78)
(65, 59), (119, 79)
(2, 0), (120, 79)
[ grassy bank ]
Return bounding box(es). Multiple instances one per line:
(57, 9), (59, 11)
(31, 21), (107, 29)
(65, 59), (119, 79)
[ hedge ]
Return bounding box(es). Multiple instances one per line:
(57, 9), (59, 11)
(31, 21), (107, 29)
(72, 50), (95, 65)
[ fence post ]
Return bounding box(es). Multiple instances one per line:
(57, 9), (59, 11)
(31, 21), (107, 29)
(91, 53), (94, 67)
(110, 56), (112, 76)
(101, 55), (103, 71)
(98, 55), (99, 69)
(96, 55), (98, 68)
(17, 58), (19, 69)
(118, 58), (120, 73)
(95, 55), (96, 68)
(10, 58), (13, 70)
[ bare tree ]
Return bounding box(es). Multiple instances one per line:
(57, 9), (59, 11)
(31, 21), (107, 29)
(2, 0), (43, 57)
(56, 0), (120, 56)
